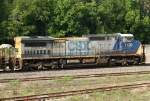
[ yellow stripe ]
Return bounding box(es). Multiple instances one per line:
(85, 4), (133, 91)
(136, 45), (142, 55)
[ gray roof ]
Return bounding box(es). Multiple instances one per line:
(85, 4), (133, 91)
(82, 33), (121, 37)
(16, 36), (54, 42)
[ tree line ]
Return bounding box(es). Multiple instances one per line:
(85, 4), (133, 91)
(0, 0), (150, 43)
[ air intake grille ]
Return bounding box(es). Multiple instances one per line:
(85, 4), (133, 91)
(89, 37), (105, 41)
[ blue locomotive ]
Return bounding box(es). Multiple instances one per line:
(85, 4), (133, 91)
(0, 33), (145, 71)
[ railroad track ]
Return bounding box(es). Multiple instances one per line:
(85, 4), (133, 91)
(1, 82), (150, 101)
(1, 71), (150, 83)
(0, 63), (150, 74)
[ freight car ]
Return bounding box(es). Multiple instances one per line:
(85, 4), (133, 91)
(0, 33), (146, 71)
(0, 44), (16, 71)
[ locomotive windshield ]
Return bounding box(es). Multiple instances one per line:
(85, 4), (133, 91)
(123, 37), (133, 42)
(120, 34), (134, 42)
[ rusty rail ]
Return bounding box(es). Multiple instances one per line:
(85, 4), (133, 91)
(1, 83), (150, 101)
(1, 71), (150, 83)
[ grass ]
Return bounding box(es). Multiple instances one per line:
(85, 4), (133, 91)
(1, 74), (150, 100)
(105, 75), (111, 79)
(55, 77), (74, 83)
(65, 89), (149, 101)
(6, 80), (21, 86)
(47, 76), (74, 84)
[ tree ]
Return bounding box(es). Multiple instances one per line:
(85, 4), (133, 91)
(1, 0), (150, 43)
(0, 0), (14, 43)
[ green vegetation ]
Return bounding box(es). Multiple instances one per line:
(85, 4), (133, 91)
(54, 77), (74, 83)
(0, 0), (150, 43)
(105, 75), (111, 79)
(1, 74), (150, 99)
(7, 80), (21, 86)
(66, 89), (147, 101)
(48, 77), (74, 84)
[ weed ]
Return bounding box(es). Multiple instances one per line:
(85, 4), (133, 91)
(27, 82), (39, 89)
(47, 80), (53, 84)
(71, 95), (84, 100)
(146, 74), (150, 78)
(26, 89), (32, 93)
(7, 80), (21, 86)
(12, 90), (18, 95)
(134, 74), (139, 79)
(105, 75), (111, 79)
(90, 92), (102, 97)
(55, 77), (73, 83)
(81, 79), (90, 83)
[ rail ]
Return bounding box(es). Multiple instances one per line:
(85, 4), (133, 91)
(1, 71), (150, 83)
(1, 83), (150, 101)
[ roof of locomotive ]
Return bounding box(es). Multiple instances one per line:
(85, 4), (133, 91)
(82, 33), (119, 37)
(119, 34), (133, 37)
(14, 36), (54, 42)
(15, 36), (53, 39)
(54, 37), (87, 39)
(82, 33), (133, 37)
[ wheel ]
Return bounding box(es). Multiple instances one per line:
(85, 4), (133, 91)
(52, 65), (57, 69)
(38, 62), (43, 69)
(22, 65), (29, 71)
(120, 58), (127, 66)
(133, 61), (139, 65)
(61, 64), (64, 68)
(128, 62), (133, 65)
(122, 61), (127, 66)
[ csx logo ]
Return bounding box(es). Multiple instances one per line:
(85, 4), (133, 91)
(67, 41), (90, 50)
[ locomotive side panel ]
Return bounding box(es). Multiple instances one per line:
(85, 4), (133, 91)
(14, 36), (54, 70)
(65, 37), (89, 56)
(17, 36), (54, 58)
(53, 39), (66, 56)
(87, 34), (119, 55)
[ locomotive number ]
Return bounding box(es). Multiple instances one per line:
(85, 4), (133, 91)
(125, 43), (133, 47)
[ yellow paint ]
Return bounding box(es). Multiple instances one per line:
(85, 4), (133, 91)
(14, 37), (22, 58)
(136, 45), (142, 55)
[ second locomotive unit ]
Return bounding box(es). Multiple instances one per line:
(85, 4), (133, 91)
(0, 33), (146, 71)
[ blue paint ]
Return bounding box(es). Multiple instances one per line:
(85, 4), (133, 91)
(112, 35), (141, 54)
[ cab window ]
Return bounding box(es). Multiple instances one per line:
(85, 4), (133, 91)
(123, 37), (133, 42)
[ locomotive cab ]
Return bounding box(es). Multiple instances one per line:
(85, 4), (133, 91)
(117, 34), (139, 54)
(118, 34), (145, 64)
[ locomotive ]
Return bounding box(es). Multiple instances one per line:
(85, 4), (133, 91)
(0, 33), (146, 71)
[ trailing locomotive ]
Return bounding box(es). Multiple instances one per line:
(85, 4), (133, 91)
(0, 33), (146, 71)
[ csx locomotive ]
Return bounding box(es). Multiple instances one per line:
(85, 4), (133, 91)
(0, 33), (146, 71)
